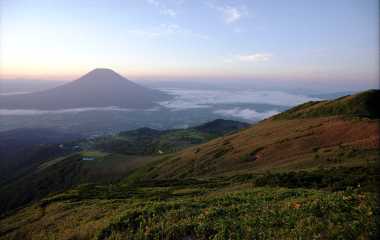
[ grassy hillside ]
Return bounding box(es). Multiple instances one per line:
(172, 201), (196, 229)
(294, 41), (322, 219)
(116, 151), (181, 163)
(0, 90), (379, 239)
(0, 174), (377, 240)
(140, 117), (379, 179)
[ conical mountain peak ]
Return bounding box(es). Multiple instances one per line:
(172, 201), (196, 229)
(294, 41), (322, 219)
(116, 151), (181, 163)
(78, 68), (127, 83)
(0, 68), (170, 110)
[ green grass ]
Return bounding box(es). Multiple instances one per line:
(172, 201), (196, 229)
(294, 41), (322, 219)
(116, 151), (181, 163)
(80, 150), (109, 158)
(1, 173), (378, 240)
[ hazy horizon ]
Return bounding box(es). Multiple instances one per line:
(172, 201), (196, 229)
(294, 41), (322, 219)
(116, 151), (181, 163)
(1, 0), (379, 91)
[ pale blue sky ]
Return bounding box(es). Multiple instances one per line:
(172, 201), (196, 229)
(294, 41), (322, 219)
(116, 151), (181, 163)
(0, 0), (378, 90)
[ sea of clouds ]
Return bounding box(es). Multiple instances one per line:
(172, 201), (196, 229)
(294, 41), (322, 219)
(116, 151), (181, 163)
(0, 106), (135, 116)
(214, 108), (280, 121)
(158, 88), (320, 121)
(158, 89), (319, 110)
(0, 89), (320, 121)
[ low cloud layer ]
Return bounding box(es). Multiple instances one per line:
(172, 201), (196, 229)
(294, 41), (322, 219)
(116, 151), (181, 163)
(214, 108), (280, 121)
(159, 89), (319, 111)
(0, 106), (135, 116)
(0, 89), (319, 120)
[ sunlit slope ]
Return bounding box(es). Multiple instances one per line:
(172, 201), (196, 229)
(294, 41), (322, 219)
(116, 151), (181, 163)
(142, 90), (380, 179)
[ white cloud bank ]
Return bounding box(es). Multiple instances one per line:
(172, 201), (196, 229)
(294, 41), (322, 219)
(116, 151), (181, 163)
(214, 108), (280, 121)
(1, 89), (320, 119)
(0, 107), (135, 116)
(159, 89), (320, 111)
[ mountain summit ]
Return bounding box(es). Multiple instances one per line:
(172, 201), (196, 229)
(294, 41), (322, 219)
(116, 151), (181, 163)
(0, 69), (170, 110)
(75, 68), (136, 84)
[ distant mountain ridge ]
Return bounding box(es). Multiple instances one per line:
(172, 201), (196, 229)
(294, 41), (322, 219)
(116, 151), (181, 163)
(93, 119), (250, 155)
(0, 68), (170, 110)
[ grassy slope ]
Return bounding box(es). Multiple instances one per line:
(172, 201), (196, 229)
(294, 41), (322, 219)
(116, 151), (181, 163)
(0, 178), (377, 240)
(0, 90), (379, 239)
(141, 116), (379, 179)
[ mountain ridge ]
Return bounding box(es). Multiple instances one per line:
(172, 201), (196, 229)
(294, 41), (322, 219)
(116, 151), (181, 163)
(273, 89), (380, 120)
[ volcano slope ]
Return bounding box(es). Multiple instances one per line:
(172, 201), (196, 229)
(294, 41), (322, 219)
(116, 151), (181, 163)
(0, 90), (379, 240)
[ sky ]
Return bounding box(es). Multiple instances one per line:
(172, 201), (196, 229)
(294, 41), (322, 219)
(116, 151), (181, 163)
(0, 0), (379, 91)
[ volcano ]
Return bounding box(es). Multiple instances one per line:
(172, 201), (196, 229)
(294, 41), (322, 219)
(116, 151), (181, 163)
(0, 68), (170, 110)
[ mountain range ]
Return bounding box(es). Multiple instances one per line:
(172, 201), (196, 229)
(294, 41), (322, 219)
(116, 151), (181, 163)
(0, 68), (170, 110)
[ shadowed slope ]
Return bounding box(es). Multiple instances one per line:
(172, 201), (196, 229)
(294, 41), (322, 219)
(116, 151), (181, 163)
(0, 119), (248, 214)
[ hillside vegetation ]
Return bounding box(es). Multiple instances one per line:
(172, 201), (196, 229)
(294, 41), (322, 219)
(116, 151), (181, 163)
(141, 117), (379, 179)
(0, 90), (379, 239)
(0, 177), (377, 240)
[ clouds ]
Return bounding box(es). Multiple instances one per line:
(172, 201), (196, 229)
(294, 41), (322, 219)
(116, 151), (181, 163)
(128, 24), (209, 40)
(207, 2), (247, 24)
(224, 53), (273, 63)
(237, 53), (273, 62)
(222, 6), (242, 23)
(0, 107), (135, 116)
(157, 88), (317, 121)
(0, 89), (319, 123)
(214, 108), (279, 121)
(158, 88), (320, 111)
(146, 0), (178, 17)
(161, 8), (177, 17)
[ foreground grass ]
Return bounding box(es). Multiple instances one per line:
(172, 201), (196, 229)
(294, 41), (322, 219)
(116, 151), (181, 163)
(0, 176), (377, 240)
